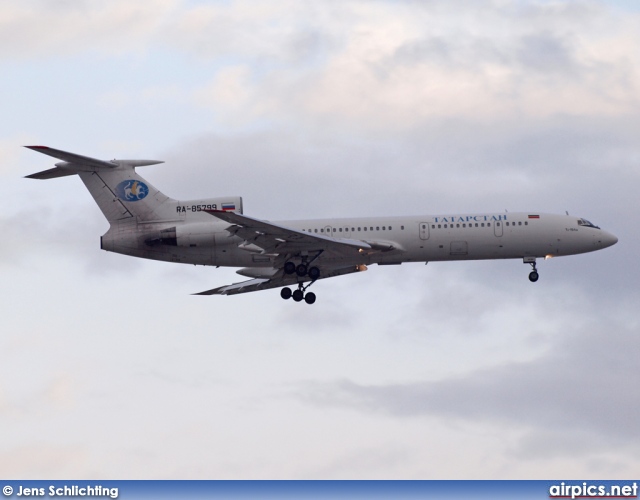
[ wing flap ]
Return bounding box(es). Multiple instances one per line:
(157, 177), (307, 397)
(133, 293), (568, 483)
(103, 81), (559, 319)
(195, 265), (368, 296)
(194, 278), (274, 296)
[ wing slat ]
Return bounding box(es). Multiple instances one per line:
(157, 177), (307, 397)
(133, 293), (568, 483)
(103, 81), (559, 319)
(205, 209), (371, 255)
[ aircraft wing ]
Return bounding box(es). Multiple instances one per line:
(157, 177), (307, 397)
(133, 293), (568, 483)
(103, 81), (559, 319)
(195, 265), (366, 296)
(204, 209), (374, 256)
(199, 210), (399, 296)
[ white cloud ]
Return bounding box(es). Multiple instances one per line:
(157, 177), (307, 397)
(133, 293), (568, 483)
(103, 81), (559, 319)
(178, 1), (640, 129)
(0, 0), (178, 58)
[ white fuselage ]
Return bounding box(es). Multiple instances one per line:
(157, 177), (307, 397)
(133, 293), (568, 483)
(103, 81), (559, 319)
(24, 146), (618, 298)
(100, 211), (618, 269)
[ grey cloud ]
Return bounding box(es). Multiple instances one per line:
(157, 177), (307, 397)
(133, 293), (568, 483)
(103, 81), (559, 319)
(392, 37), (455, 66)
(391, 36), (512, 72)
(516, 32), (578, 74)
(297, 318), (640, 454)
(164, 111), (639, 217)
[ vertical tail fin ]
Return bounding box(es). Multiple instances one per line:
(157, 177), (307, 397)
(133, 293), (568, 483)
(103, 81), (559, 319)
(25, 146), (175, 222)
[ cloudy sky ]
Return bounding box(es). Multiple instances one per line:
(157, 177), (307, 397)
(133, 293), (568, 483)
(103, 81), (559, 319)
(1, 0), (638, 479)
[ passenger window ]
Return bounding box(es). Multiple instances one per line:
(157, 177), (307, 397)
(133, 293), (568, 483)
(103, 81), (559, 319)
(314, 229), (318, 233)
(525, 221), (528, 225)
(333, 228), (336, 232)
(358, 227), (361, 231)
(370, 227), (373, 231)
(364, 227), (367, 231)
(487, 223), (491, 227)
(456, 224), (460, 228)
(382, 226), (386, 230)
(438, 224), (441, 228)
(389, 226), (392, 230)
(475, 223), (478, 227)
(481, 223), (485, 227)
(401, 226), (404, 230)
(339, 228), (342, 232)
(376, 227), (379, 231)
(518, 221), (522, 226)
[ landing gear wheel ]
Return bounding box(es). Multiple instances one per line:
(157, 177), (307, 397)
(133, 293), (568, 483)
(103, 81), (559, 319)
(296, 264), (308, 277)
(308, 266), (320, 280)
(524, 258), (539, 283)
(280, 287), (292, 300)
(304, 292), (316, 304)
(284, 262), (296, 275)
(292, 289), (304, 302)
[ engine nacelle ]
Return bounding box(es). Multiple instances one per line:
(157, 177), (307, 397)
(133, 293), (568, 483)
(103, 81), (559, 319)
(145, 222), (217, 248)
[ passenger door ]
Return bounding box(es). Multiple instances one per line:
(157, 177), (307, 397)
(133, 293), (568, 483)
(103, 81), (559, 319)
(419, 222), (430, 240)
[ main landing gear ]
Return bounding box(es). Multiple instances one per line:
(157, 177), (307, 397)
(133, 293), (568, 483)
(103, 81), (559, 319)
(280, 284), (316, 304)
(281, 259), (320, 304)
(284, 261), (320, 280)
(524, 257), (539, 282)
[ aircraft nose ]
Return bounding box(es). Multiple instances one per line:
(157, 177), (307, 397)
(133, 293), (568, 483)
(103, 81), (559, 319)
(599, 231), (618, 248)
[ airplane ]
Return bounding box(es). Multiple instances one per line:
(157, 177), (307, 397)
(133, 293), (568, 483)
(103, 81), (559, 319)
(25, 146), (618, 304)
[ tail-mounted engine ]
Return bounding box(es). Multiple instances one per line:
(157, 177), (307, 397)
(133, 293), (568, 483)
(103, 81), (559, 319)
(145, 223), (216, 248)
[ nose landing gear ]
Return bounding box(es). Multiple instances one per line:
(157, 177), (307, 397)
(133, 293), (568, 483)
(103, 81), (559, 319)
(524, 257), (539, 282)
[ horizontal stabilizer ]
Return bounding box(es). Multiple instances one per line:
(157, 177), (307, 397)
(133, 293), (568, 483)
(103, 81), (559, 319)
(25, 146), (118, 169)
(25, 167), (77, 180)
(113, 159), (164, 167)
(25, 146), (165, 181)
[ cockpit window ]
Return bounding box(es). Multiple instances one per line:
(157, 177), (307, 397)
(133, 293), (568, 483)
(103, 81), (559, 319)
(577, 218), (600, 229)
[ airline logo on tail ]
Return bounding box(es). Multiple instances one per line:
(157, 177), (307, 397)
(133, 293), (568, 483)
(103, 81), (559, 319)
(115, 180), (149, 202)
